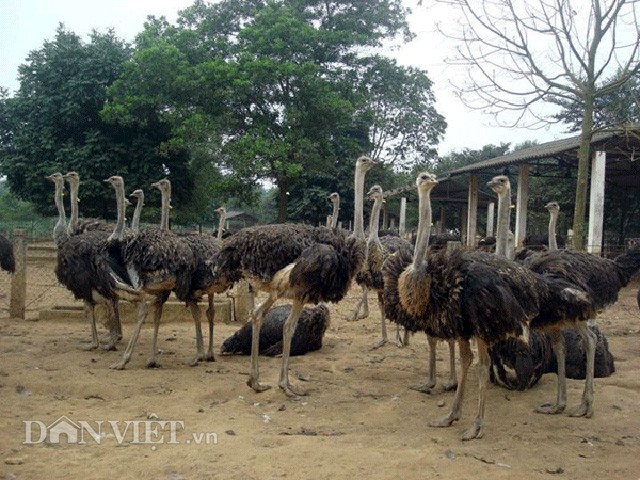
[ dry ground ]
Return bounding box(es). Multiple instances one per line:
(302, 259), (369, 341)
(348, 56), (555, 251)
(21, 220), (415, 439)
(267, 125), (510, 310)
(0, 259), (638, 480)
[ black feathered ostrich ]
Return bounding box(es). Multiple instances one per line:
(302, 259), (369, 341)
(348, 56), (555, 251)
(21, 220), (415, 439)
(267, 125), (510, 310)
(520, 215), (639, 415)
(383, 171), (593, 440)
(46, 172), (121, 350)
(214, 156), (371, 397)
(97, 177), (196, 369)
(220, 304), (330, 357)
(490, 197), (615, 390)
(0, 234), (15, 274)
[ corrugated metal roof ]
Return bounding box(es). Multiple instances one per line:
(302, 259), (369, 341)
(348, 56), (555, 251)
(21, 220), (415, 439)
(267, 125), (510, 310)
(443, 125), (640, 177)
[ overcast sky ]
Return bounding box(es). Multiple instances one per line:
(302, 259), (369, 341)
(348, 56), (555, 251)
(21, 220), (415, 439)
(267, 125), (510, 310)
(0, 0), (568, 154)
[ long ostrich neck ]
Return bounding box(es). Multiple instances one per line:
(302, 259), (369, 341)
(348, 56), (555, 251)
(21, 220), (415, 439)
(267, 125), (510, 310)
(160, 186), (171, 231)
(217, 211), (226, 240)
(131, 195), (143, 233)
(54, 179), (66, 227)
(368, 196), (382, 242)
(67, 181), (78, 236)
(353, 164), (366, 238)
(330, 200), (339, 229)
(110, 182), (127, 240)
(548, 209), (558, 251)
(413, 188), (433, 266)
(495, 187), (511, 258)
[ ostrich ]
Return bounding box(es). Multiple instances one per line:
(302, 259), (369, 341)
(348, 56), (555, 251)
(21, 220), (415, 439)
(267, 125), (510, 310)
(214, 155), (371, 396)
(98, 177), (196, 369)
(327, 192), (340, 229)
(129, 189), (144, 232)
(48, 172), (123, 351)
(489, 192), (617, 390)
(383, 171), (593, 439)
(357, 185), (413, 348)
(489, 175), (640, 416)
(0, 234), (15, 273)
(220, 304), (330, 357)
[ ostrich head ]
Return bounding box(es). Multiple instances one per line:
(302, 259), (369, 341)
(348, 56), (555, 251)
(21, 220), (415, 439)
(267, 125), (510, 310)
(45, 172), (64, 185)
(63, 171), (80, 191)
(151, 178), (171, 197)
(416, 171), (438, 192)
(545, 201), (560, 214)
(366, 185), (384, 202)
(215, 206), (226, 216)
(328, 192), (340, 205)
(486, 175), (510, 197)
(356, 155), (376, 174)
(130, 189), (144, 203)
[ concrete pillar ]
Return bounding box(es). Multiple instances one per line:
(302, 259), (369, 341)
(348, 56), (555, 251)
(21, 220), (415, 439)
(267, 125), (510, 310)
(461, 207), (467, 245)
(10, 230), (26, 319)
(486, 202), (495, 237)
(515, 163), (529, 249)
(398, 197), (407, 237)
(382, 203), (389, 230)
(228, 279), (254, 323)
(440, 207), (447, 233)
(466, 174), (479, 248)
(389, 218), (395, 230)
(587, 151), (606, 255)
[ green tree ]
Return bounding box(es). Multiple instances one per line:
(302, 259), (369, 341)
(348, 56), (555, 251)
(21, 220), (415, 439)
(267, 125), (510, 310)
(104, 0), (442, 223)
(0, 25), (191, 219)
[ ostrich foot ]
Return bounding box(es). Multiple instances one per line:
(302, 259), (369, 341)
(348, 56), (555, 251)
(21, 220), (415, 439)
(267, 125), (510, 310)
(442, 380), (458, 391)
(349, 312), (367, 322)
(146, 359), (161, 369)
(188, 352), (215, 366)
(461, 420), (484, 441)
(395, 335), (406, 348)
(247, 378), (272, 393)
(409, 382), (437, 394)
(429, 413), (458, 428)
(535, 402), (566, 415)
(109, 360), (127, 370)
(204, 352), (216, 362)
(568, 401), (593, 418)
(279, 381), (308, 398)
(371, 338), (388, 350)
(101, 342), (118, 352)
(80, 342), (99, 351)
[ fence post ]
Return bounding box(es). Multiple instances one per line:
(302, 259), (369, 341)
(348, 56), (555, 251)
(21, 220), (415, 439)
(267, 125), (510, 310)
(10, 229), (27, 319)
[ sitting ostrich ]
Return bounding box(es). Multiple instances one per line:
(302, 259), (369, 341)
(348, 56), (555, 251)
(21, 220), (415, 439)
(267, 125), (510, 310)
(96, 176), (196, 369)
(220, 304), (330, 357)
(0, 234), (15, 274)
(383, 171), (593, 440)
(46, 172), (121, 350)
(214, 156), (371, 396)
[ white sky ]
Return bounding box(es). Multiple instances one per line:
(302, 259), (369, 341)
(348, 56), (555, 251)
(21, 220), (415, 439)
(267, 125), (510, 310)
(0, 0), (568, 155)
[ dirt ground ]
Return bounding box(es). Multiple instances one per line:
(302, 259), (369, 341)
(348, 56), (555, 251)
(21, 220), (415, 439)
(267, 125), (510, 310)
(0, 260), (639, 480)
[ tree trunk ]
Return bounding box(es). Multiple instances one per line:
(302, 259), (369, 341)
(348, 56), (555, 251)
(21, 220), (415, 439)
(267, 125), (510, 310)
(276, 175), (289, 223)
(571, 99), (595, 251)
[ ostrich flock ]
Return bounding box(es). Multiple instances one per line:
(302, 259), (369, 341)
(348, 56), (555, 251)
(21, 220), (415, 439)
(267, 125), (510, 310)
(37, 156), (640, 441)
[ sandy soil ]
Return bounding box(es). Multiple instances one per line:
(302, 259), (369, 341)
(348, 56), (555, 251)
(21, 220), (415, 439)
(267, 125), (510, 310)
(0, 263), (639, 480)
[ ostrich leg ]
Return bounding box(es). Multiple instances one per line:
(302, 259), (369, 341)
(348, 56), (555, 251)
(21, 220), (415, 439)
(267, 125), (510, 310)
(444, 340), (458, 390)
(110, 301), (149, 370)
(278, 300), (306, 397)
(247, 294), (277, 392)
(350, 285), (369, 321)
(205, 293), (216, 362)
(102, 299), (120, 351)
(147, 291), (170, 368)
(371, 292), (388, 349)
(410, 336), (438, 393)
(461, 338), (490, 441)
(569, 322), (596, 418)
(188, 300), (205, 366)
(536, 329), (567, 414)
(430, 339), (474, 429)
(81, 303), (100, 351)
